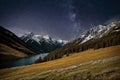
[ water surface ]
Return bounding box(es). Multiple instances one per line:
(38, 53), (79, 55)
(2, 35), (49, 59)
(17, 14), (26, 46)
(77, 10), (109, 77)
(12, 53), (48, 67)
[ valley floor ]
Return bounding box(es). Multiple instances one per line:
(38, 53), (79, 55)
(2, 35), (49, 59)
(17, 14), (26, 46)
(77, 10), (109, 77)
(0, 46), (120, 80)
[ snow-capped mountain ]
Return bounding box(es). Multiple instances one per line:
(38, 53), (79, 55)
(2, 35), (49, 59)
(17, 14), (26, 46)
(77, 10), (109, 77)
(20, 33), (68, 53)
(21, 32), (68, 45)
(73, 21), (118, 44)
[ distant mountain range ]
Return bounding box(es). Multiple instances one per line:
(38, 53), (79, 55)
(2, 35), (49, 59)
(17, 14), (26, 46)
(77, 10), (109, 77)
(20, 32), (68, 53)
(42, 21), (120, 62)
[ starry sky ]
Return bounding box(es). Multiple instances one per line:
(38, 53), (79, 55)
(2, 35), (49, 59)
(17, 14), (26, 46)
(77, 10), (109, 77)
(0, 0), (120, 40)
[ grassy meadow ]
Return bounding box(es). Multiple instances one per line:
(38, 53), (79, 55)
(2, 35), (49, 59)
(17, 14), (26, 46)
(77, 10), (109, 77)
(0, 45), (120, 80)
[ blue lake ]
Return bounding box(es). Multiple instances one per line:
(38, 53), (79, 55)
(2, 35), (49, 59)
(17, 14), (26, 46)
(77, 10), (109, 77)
(12, 53), (48, 67)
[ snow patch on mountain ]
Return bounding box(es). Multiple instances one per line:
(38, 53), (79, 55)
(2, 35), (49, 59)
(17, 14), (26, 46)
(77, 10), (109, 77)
(43, 35), (50, 40)
(75, 21), (119, 44)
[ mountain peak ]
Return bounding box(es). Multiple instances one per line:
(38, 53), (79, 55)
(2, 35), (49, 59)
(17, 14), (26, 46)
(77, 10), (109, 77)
(24, 32), (34, 37)
(74, 21), (120, 44)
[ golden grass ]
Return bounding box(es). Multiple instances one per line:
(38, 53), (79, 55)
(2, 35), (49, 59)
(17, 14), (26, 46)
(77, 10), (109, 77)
(0, 45), (120, 80)
(0, 44), (27, 57)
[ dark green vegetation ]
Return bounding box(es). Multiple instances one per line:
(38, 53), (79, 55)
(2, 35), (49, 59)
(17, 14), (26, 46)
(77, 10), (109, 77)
(41, 22), (120, 62)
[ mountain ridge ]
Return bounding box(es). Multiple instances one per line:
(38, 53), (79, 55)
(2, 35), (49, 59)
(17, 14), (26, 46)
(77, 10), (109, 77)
(41, 21), (120, 62)
(71, 21), (118, 45)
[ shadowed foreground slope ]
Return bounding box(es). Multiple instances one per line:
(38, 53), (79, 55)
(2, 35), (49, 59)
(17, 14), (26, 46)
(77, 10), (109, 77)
(0, 26), (35, 55)
(0, 45), (120, 80)
(0, 26), (36, 68)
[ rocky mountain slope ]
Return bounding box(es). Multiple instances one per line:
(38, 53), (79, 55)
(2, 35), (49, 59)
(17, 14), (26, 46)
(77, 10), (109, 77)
(70, 21), (118, 45)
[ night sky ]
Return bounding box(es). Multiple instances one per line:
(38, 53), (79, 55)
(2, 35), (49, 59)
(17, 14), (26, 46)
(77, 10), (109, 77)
(0, 0), (120, 40)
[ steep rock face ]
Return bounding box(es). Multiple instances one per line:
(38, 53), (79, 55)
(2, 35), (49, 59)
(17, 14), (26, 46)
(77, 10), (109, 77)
(20, 32), (68, 53)
(0, 26), (35, 68)
(42, 21), (120, 61)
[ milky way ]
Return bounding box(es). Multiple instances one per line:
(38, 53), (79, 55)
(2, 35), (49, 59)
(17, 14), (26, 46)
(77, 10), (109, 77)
(0, 0), (120, 40)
